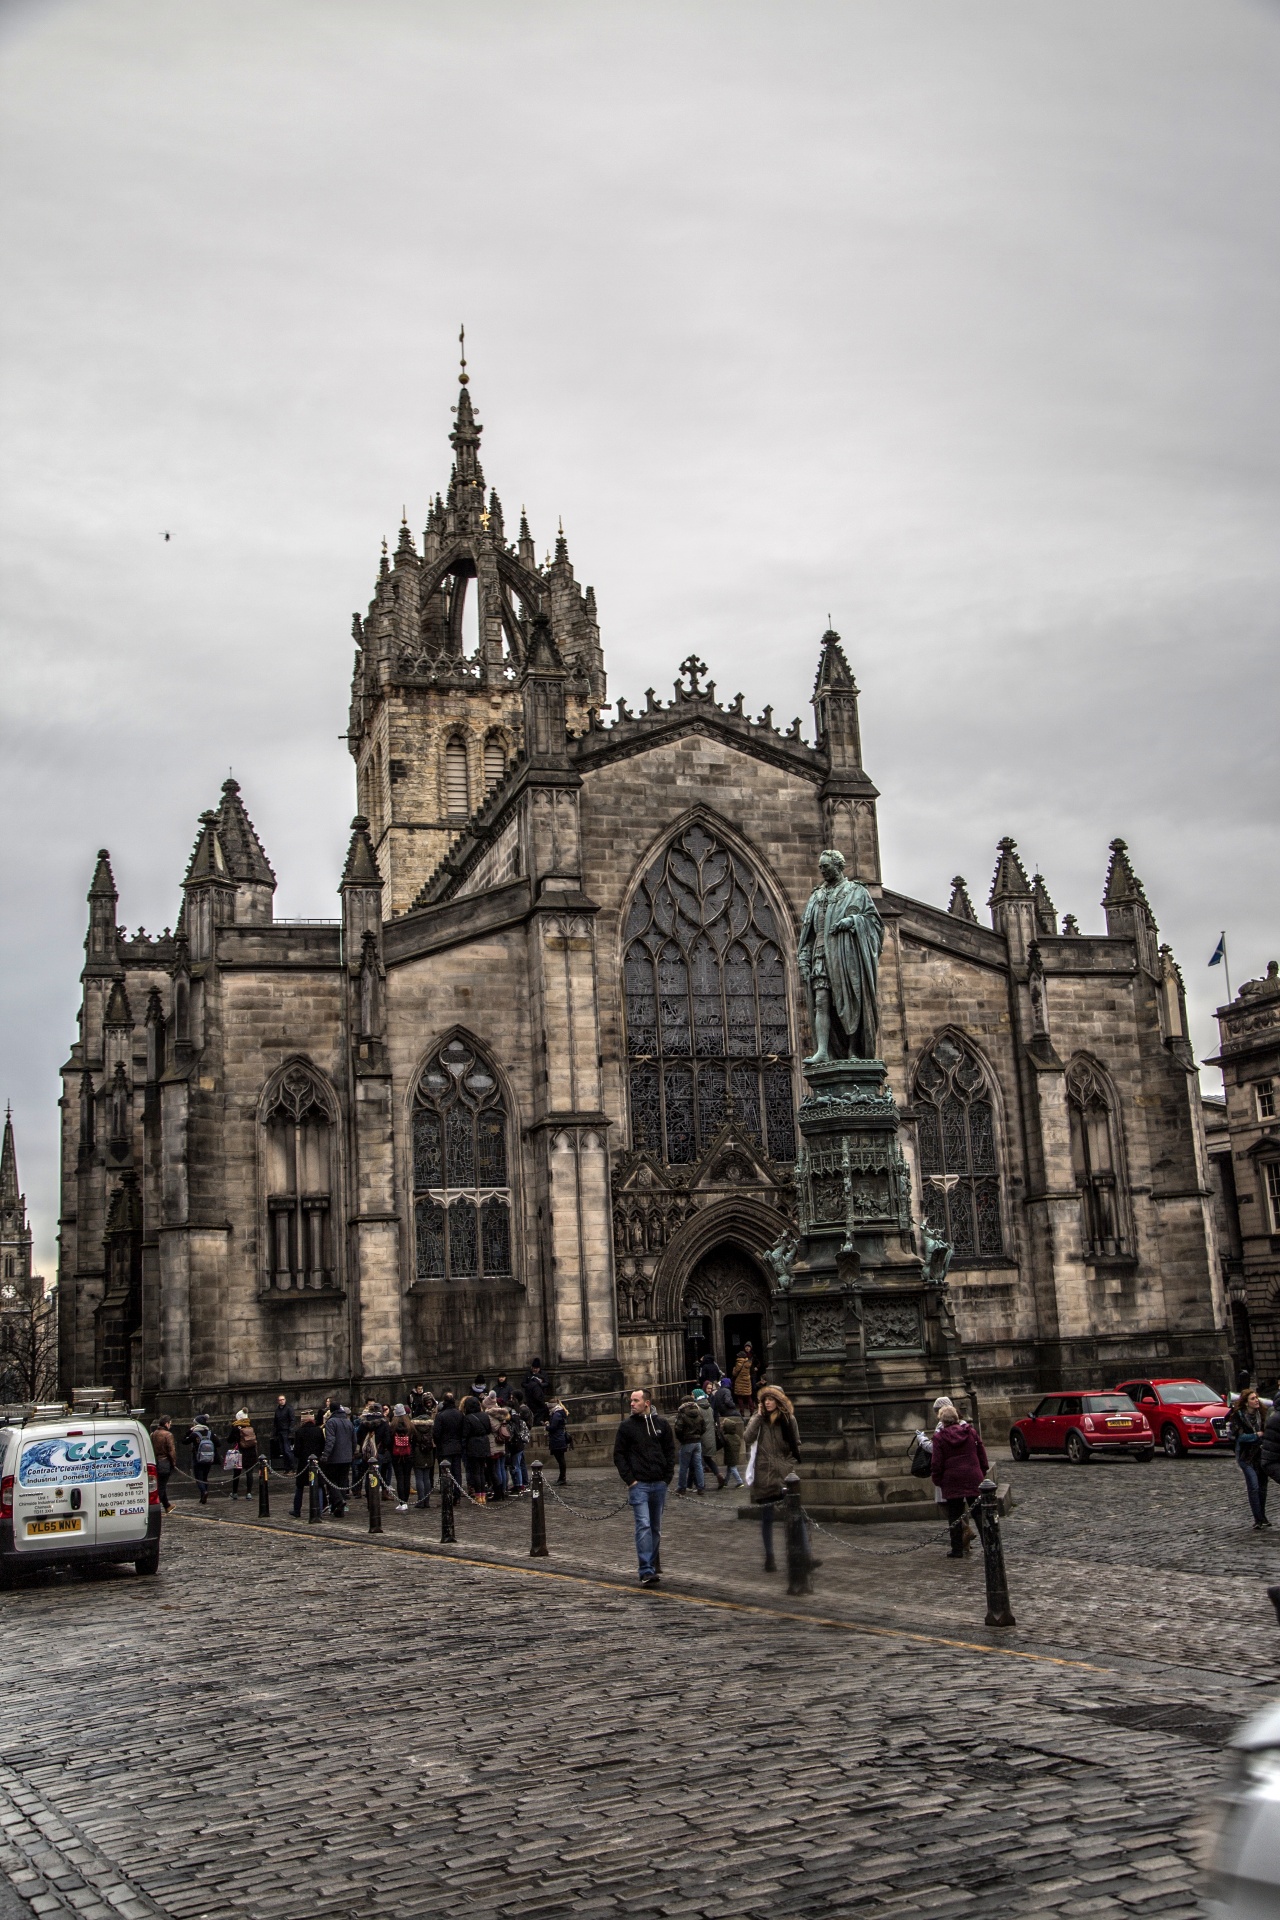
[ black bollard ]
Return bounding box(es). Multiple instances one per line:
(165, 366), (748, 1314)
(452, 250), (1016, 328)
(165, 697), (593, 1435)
(782, 1474), (814, 1596)
(366, 1466), (383, 1533)
(977, 1480), (1016, 1626)
(1267, 1586), (1280, 1628)
(529, 1459), (549, 1557)
(307, 1457), (320, 1523)
(258, 1456), (270, 1517)
(440, 1464), (456, 1544)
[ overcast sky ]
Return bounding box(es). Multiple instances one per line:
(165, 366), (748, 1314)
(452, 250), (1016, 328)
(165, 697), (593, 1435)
(2, 0), (1277, 1277)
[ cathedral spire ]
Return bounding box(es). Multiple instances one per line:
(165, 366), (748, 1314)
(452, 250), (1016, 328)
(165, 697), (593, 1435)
(1102, 837), (1149, 910)
(1031, 872), (1057, 938)
(1102, 837), (1159, 973)
(811, 627), (862, 767)
(947, 877), (978, 923)
(989, 836), (1033, 905)
(448, 355), (485, 494)
(85, 848), (119, 973)
(0, 1105), (18, 1215)
(215, 779), (276, 926)
(988, 836), (1036, 959)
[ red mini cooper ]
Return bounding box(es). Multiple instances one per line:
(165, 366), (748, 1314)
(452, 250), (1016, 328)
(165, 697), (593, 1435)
(1009, 1391), (1154, 1465)
(1113, 1379), (1232, 1456)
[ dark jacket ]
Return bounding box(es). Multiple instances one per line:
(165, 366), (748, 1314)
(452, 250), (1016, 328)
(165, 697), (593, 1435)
(930, 1420), (990, 1499)
(273, 1402), (296, 1440)
(674, 1398), (705, 1444)
(358, 1412), (391, 1458)
(547, 1407), (570, 1454)
(186, 1422), (218, 1467)
(433, 1406), (465, 1458)
(462, 1412), (492, 1462)
(711, 1382), (737, 1420)
(409, 1419), (434, 1471)
(613, 1410), (675, 1486)
(1260, 1407), (1280, 1469)
(321, 1410), (355, 1466)
(150, 1426), (177, 1468)
(293, 1420), (323, 1469)
(522, 1372), (549, 1422)
(1228, 1403), (1266, 1459)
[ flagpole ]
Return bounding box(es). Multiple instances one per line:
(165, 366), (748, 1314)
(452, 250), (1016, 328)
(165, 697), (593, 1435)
(1223, 933), (1232, 1004)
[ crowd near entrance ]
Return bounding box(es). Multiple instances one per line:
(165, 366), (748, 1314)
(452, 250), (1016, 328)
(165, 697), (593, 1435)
(679, 1243), (771, 1389)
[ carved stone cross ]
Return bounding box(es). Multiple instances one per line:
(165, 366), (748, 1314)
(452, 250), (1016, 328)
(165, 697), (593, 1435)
(677, 654), (708, 697)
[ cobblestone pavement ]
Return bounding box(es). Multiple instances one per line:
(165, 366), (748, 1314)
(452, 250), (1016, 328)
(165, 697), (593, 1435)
(1, 1449), (1277, 1920)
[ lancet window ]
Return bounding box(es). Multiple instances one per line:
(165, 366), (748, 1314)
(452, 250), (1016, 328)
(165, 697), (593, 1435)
(1066, 1057), (1130, 1258)
(913, 1035), (1005, 1260)
(444, 737), (469, 818)
(412, 1038), (513, 1283)
(623, 824), (795, 1166)
(263, 1066), (335, 1291)
(483, 734), (506, 791)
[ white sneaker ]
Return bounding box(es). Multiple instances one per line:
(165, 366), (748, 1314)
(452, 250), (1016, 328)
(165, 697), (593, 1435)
(396, 1503), (409, 1512)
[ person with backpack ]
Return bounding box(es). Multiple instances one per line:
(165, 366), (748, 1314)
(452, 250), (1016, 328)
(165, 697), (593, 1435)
(185, 1414), (218, 1504)
(546, 1398), (572, 1485)
(506, 1400), (531, 1494)
(355, 1401), (390, 1496)
(389, 1405), (414, 1511)
(693, 1387), (727, 1489)
(460, 1396), (492, 1503)
(432, 1392), (465, 1500)
(409, 1409), (434, 1509)
(674, 1392), (707, 1494)
(225, 1410), (258, 1500)
(321, 1399), (355, 1517)
(150, 1417), (177, 1514)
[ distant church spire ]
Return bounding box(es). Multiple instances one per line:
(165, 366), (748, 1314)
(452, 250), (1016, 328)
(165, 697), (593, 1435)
(0, 1105), (18, 1214)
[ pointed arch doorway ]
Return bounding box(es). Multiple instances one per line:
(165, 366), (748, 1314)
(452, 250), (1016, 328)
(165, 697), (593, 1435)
(681, 1244), (772, 1384)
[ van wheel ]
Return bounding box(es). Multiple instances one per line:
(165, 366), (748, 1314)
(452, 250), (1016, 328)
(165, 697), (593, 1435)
(134, 1548), (160, 1576)
(1009, 1431), (1029, 1462)
(1065, 1432), (1090, 1465)
(1161, 1425), (1185, 1458)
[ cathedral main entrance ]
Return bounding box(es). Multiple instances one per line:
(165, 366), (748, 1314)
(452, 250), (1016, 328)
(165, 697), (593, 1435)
(680, 1244), (772, 1384)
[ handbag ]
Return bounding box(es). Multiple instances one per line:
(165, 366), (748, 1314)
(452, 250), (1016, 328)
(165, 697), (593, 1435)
(222, 1446), (243, 1472)
(744, 1439), (759, 1487)
(909, 1432), (933, 1479)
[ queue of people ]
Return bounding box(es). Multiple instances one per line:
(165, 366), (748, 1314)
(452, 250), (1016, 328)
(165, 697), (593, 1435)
(157, 1361), (565, 1517)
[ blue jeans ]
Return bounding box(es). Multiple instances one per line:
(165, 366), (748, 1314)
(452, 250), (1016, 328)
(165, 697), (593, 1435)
(677, 1442), (704, 1492)
(413, 1466), (431, 1505)
(508, 1451), (527, 1490)
(628, 1480), (667, 1578)
(1239, 1451), (1268, 1523)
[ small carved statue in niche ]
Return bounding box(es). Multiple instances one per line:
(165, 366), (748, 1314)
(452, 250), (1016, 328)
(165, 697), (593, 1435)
(920, 1217), (954, 1286)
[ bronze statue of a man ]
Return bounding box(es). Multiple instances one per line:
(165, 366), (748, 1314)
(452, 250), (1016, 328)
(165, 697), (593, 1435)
(798, 848), (884, 1062)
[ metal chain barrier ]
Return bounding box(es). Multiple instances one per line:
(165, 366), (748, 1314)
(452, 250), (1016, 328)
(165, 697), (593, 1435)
(543, 1483), (633, 1523)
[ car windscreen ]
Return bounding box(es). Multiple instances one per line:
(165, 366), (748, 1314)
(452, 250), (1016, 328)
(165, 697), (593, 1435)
(1082, 1395), (1137, 1413)
(1157, 1382), (1221, 1404)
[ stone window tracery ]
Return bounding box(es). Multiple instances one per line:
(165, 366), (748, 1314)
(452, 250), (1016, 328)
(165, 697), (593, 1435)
(623, 824), (795, 1166)
(412, 1038), (513, 1283)
(1066, 1056), (1130, 1258)
(913, 1034), (1005, 1260)
(263, 1066), (335, 1290)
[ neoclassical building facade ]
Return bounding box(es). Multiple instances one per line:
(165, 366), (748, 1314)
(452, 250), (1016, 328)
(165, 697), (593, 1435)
(57, 369), (1229, 1419)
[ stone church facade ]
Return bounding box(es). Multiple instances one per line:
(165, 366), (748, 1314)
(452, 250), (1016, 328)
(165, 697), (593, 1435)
(57, 369), (1230, 1422)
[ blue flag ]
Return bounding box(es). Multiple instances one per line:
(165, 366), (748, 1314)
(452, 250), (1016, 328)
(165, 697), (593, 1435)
(1209, 933), (1226, 967)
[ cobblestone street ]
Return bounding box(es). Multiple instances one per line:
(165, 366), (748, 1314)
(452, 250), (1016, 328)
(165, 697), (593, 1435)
(2, 1448), (1278, 1920)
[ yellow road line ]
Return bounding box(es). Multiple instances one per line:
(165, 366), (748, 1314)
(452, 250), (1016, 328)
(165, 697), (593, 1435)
(171, 1510), (1108, 1672)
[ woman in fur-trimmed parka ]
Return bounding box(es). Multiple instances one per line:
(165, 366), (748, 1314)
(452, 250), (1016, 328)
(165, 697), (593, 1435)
(743, 1385), (802, 1572)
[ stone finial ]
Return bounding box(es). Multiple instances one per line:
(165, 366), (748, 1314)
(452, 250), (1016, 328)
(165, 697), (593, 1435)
(947, 877), (978, 923)
(340, 816), (382, 889)
(1102, 837), (1150, 909)
(216, 780), (276, 887)
(1031, 872), (1057, 938)
(988, 836), (1033, 905)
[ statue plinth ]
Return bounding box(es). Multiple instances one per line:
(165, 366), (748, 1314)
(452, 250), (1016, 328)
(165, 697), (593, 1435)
(766, 1053), (969, 1517)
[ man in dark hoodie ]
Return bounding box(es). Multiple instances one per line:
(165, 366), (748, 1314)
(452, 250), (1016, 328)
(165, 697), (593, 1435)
(613, 1387), (676, 1588)
(522, 1360), (549, 1426)
(321, 1399), (355, 1517)
(432, 1392), (465, 1494)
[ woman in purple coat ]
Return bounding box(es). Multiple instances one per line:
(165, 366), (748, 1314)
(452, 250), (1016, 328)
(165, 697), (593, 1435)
(929, 1406), (989, 1558)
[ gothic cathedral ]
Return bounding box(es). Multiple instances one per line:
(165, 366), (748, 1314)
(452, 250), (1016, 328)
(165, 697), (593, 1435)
(57, 367), (1229, 1424)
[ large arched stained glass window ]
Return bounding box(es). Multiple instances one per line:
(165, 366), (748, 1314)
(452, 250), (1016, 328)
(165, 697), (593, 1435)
(263, 1065), (335, 1291)
(913, 1034), (1004, 1260)
(623, 824), (795, 1166)
(412, 1037), (513, 1282)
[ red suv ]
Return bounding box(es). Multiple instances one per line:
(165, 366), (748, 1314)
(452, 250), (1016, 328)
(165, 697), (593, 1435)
(1113, 1379), (1231, 1456)
(1009, 1392), (1154, 1465)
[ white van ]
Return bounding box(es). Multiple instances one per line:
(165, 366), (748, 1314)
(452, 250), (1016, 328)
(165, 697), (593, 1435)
(0, 1401), (162, 1582)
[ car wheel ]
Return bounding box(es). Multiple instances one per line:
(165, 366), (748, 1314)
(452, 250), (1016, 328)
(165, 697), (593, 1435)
(1009, 1431), (1029, 1462)
(1065, 1431), (1090, 1465)
(1133, 1449), (1154, 1462)
(1161, 1425), (1185, 1458)
(134, 1549), (160, 1576)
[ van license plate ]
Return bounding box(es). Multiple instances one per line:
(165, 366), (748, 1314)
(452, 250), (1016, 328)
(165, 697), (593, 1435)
(26, 1516), (83, 1536)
